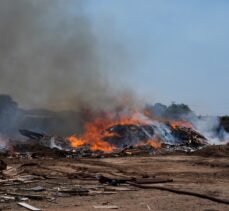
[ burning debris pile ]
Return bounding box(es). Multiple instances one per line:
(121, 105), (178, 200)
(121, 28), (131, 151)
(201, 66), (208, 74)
(0, 96), (227, 158)
(0, 101), (229, 210)
(7, 112), (209, 158)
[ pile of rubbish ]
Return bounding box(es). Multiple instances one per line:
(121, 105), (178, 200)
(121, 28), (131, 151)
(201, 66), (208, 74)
(0, 122), (209, 159)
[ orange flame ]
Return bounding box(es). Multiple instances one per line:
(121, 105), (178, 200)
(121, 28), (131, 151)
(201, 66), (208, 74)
(136, 139), (161, 149)
(170, 121), (193, 129)
(147, 140), (161, 149)
(67, 118), (116, 152)
(67, 111), (193, 152)
(67, 112), (150, 152)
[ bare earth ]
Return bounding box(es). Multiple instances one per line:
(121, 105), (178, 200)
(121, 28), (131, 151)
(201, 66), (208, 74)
(1, 155), (229, 211)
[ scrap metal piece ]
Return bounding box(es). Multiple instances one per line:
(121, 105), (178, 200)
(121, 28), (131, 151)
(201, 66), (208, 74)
(19, 129), (45, 140)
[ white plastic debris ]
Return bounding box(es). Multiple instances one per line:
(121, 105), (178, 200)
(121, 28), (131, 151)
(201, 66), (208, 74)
(17, 202), (41, 211)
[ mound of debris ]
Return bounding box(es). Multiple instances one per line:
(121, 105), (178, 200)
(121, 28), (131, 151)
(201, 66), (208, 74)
(169, 125), (208, 147)
(104, 124), (156, 147)
(191, 143), (229, 157)
(105, 123), (208, 148)
(8, 123), (209, 159)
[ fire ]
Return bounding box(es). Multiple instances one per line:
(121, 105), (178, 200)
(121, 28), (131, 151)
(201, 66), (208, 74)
(67, 111), (194, 152)
(67, 118), (115, 152)
(170, 121), (193, 129)
(67, 111), (149, 152)
(147, 140), (161, 149)
(68, 135), (114, 152)
(67, 136), (86, 148)
(67, 111), (193, 152)
(135, 139), (161, 149)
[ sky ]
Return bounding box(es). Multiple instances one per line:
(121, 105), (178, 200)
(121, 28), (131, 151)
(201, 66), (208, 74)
(85, 0), (229, 115)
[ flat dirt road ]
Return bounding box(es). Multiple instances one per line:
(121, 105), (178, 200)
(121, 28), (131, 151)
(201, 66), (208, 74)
(1, 154), (229, 211)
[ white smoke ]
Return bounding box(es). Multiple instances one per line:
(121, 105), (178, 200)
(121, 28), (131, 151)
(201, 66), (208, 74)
(190, 116), (228, 144)
(0, 134), (9, 151)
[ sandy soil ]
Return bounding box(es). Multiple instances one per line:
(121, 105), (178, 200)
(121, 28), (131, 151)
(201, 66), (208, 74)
(0, 155), (229, 211)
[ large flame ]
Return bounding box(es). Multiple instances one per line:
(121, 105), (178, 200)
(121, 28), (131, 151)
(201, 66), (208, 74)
(67, 111), (193, 152)
(67, 111), (149, 152)
(67, 118), (115, 152)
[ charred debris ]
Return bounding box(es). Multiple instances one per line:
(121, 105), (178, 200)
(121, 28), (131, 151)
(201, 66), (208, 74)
(0, 96), (229, 210)
(0, 95), (225, 159)
(9, 123), (208, 159)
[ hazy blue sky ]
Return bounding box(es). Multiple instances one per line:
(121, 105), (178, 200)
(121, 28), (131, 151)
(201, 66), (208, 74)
(85, 0), (229, 115)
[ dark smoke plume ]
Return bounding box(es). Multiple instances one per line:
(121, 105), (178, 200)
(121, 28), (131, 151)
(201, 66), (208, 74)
(0, 0), (128, 111)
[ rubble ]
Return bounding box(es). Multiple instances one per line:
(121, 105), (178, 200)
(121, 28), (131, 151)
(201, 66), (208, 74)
(0, 157), (177, 209)
(15, 123), (210, 159)
(169, 125), (208, 147)
(191, 143), (229, 157)
(0, 121), (227, 209)
(0, 154), (228, 210)
(0, 150), (228, 210)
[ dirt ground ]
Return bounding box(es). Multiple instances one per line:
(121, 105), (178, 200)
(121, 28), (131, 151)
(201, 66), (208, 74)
(0, 154), (229, 211)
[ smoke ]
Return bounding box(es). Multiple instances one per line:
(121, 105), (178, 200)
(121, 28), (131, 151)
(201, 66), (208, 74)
(190, 116), (219, 143)
(147, 103), (229, 144)
(191, 116), (229, 144)
(0, 134), (9, 152)
(0, 0), (130, 111)
(1, 1), (227, 145)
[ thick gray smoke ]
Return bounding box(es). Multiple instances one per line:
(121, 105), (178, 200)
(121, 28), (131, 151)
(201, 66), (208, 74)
(0, 0), (127, 111)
